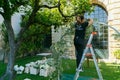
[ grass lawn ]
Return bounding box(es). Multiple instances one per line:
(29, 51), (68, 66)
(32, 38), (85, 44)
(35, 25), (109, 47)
(62, 59), (120, 80)
(0, 56), (120, 80)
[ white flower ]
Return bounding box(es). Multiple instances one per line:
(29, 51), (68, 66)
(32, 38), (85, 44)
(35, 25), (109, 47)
(19, 66), (24, 71)
(14, 65), (24, 74)
(24, 78), (31, 80)
(40, 63), (49, 70)
(25, 63), (31, 67)
(14, 65), (19, 71)
(30, 62), (35, 66)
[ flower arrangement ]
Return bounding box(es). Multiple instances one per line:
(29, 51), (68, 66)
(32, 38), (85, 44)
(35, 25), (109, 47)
(14, 58), (55, 77)
(14, 65), (24, 74)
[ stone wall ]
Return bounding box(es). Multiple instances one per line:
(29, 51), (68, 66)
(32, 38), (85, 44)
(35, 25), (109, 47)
(107, 0), (120, 59)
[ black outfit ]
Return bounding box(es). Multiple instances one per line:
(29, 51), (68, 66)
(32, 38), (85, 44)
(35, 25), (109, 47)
(74, 21), (89, 68)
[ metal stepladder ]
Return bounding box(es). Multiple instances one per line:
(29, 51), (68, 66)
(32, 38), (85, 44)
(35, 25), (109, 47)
(74, 32), (103, 80)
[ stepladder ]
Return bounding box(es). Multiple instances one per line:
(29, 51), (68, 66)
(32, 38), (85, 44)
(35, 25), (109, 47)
(74, 32), (103, 80)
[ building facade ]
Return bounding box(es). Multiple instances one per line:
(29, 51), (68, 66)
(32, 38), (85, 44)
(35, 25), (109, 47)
(52, 0), (120, 61)
(92, 0), (120, 60)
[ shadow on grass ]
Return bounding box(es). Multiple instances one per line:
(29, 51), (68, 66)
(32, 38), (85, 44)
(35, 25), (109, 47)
(62, 59), (120, 80)
(99, 62), (120, 80)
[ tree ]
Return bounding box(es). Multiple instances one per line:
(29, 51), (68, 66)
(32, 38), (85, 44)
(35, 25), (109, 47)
(0, 0), (93, 80)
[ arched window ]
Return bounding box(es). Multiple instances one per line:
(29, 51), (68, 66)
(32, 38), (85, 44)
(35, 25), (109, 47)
(85, 5), (108, 59)
(84, 5), (108, 23)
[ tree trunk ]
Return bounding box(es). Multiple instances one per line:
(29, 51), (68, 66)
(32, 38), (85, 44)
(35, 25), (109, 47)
(0, 18), (16, 80)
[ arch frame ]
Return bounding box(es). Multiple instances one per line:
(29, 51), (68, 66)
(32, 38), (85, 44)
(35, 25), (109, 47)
(91, 0), (108, 15)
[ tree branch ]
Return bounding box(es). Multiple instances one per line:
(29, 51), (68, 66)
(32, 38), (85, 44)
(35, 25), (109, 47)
(57, 0), (76, 19)
(17, 0), (60, 43)
(17, 0), (74, 48)
(16, 0), (40, 47)
(39, 4), (58, 9)
(39, 0), (75, 18)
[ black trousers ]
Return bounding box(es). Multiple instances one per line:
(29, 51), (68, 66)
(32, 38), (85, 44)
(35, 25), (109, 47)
(74, 37), (85, 68)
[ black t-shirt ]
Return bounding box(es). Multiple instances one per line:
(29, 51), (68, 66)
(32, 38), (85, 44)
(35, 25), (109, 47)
(74, 21), (89, 39)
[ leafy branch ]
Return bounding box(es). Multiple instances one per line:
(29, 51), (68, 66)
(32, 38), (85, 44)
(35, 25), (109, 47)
(50, 24), (74, 79)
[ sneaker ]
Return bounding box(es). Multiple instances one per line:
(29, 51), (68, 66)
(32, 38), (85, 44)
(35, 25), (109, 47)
(76, 68), (83, 72)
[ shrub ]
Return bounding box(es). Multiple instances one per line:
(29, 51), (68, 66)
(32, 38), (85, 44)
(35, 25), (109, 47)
(113, 49), (120, 59)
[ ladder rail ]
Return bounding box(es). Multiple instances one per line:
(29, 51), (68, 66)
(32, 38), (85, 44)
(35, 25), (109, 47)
(74, 47), (89, 80)
(90, 46), (103, 80)
(74, 32), (103, 80)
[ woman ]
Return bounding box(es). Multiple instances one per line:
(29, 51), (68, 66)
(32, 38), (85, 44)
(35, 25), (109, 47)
(74, 15), (93, 71)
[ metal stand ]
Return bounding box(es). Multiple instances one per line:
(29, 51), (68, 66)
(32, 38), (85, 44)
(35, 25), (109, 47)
(74, 32), (103, 80)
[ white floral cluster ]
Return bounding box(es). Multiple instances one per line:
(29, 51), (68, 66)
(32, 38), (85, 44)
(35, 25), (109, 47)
(24, 78), (31, 80)
(14, 58), (55, 77)
(14, 65), (24, 74)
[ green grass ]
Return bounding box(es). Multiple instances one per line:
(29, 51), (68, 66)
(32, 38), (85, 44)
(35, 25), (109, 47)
(62, 59), (120, 80)
(0, 61), (7, 76)
(0, 56), (120, 80)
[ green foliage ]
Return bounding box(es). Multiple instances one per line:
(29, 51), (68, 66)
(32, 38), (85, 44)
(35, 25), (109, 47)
(50, 38), (67, 79)
(112, 34), (120, 41)
(1, 24), (9, 52)
(25, 0), (93, 78)
(113, 49), (120, 59)
(71, 0), (93, 14)
(17, 24), (51, 57)
(60, 0), (93, 15)
(35, 8), (63, 26)
(85, 25), (93, 39)
(0, 0), (94, 79)
(0, 0), (29, 20)
(0, 0), (3, 7)
(50, 25), (74, 79)
(112, 34), (120, 59)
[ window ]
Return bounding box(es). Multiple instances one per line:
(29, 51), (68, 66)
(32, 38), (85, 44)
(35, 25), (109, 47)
(84, 5), (107, 23)
(85, 5), (108, 59)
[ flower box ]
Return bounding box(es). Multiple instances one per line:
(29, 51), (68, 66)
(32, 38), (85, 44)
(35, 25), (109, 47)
(39, 69), (49, 77)
(29, 67), (39, 75)
(24, 64), (31, 74)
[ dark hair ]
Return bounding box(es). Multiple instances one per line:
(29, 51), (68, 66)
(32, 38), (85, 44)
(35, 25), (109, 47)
(80, 15), (84, 20)
(76, 15), (84, 20)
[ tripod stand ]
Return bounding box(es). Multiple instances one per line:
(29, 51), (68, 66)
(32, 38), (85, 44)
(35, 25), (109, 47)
(74, 32), (103, 80)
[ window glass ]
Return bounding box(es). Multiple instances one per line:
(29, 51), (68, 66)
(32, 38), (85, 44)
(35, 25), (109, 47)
(85, 5), (109, 59)
(84, 5), (107, 23)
